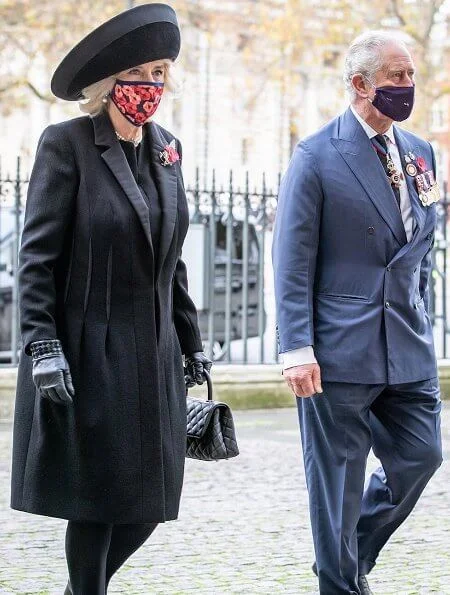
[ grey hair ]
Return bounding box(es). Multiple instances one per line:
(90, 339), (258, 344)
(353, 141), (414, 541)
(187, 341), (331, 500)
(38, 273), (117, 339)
(343, 30), (409, 100)
(79, 59), (181, 116)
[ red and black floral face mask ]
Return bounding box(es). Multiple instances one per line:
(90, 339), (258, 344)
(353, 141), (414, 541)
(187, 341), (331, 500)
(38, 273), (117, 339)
(110, 80), (164, 127)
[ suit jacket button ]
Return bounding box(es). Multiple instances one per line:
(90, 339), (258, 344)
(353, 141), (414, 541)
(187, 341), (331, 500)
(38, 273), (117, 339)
(385, 301), (390, 309)
(387, 266), (391, 272)
(367, 227), (375, 235)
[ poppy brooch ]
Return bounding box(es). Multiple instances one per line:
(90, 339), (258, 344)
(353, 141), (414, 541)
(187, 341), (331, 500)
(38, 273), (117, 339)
(160, 140), (180, 166)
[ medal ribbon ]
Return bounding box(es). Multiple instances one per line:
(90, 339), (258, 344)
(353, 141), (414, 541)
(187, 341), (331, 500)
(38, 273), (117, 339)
(371, 135), (390, 158)
(371, 134), (401, 210)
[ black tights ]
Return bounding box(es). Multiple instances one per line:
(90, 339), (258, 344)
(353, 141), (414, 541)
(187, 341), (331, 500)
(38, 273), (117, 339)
(65, 520), (158, 595)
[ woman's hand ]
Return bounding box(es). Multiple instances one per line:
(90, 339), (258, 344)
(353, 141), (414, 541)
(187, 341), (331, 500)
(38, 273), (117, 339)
(184, 352), (213, 388)
(30, 340), (74, 404)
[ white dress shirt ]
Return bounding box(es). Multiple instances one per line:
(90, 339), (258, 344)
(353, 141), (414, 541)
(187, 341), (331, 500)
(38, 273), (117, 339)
(282, 105), (415, 370)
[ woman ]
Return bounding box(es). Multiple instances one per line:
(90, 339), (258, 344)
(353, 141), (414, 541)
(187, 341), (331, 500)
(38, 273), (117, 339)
(11, 4), (212, 593)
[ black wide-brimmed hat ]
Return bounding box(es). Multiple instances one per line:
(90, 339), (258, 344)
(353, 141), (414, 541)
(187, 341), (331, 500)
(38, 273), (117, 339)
(51, 3), (180, 101)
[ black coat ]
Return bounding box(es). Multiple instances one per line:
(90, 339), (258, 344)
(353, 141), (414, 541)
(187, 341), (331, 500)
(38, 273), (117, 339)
(11, 111), (202, 523)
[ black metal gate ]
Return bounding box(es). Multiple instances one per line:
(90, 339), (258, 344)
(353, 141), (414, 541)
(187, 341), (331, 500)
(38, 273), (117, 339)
(1, 158), (449, 365)
(0, 161), (278, 365)
(429, 182), (450, 358)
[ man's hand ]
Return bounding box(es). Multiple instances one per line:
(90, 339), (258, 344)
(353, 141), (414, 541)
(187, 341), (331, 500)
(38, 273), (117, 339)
(283, 363), (323, 398)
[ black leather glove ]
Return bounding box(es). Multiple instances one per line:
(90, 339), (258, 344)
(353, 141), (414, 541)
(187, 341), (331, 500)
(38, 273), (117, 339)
(30, 340), (74, 404)
(184, 352), (213, 388)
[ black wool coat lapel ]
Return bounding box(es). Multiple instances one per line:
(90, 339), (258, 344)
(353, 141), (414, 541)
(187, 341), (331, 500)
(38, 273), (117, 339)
(93, 112), (179, 280)
(93, 112), (154, 258)
(145, 121), (178, 278)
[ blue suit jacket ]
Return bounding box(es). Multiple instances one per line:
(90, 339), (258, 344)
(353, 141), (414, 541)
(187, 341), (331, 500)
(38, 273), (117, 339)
(273, 107), (437, 384)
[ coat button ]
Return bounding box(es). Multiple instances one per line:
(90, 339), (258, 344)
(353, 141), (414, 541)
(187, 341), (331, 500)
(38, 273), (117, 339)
(367, 227), (375, 235)
(385, 301), (391, 309)
(387, 266), (392, 272)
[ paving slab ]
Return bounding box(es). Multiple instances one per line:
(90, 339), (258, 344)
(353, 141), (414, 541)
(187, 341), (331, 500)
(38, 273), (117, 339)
(0, 406), (449, 595)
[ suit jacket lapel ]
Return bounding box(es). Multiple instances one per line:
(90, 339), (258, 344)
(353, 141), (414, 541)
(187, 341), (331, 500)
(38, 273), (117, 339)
(93, 112), (154, 254)
(331, 108), (407, 247)
(393, 127), (427, 236)
(145, 121), (178, 278)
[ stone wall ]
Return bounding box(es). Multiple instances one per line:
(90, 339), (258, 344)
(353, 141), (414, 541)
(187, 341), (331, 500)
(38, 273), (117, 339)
(2, 363), (450, 422)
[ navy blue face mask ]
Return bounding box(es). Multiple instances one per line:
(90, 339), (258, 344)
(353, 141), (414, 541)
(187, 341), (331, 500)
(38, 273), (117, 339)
(369, 84), (415, 122)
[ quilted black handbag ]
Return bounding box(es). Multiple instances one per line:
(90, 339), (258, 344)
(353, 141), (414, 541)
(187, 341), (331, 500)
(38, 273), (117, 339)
(186, 370), (239, 461)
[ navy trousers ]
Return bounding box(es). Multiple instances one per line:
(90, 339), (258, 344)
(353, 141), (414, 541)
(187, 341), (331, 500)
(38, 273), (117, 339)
(297, 379), (442, 595)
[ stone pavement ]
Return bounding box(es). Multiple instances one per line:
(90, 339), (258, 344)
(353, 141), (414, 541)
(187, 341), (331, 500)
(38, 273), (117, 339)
(0, 406), (449, 595)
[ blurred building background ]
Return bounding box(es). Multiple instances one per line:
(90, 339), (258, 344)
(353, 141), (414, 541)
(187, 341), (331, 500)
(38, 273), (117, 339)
(0, 0), (450, 364)
(1, 0), (449, 183)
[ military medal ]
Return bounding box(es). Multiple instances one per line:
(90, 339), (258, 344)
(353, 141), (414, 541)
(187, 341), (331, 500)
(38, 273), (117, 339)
(415, 169), (440, 206)
(427, 184), (441, 203)
(401, 151), (440, 206)
(419, 188), (440, 206)
(405, 162), (417, 177)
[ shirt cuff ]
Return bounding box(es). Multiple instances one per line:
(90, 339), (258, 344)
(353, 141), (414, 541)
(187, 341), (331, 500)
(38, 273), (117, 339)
(282, 346), (317, 370)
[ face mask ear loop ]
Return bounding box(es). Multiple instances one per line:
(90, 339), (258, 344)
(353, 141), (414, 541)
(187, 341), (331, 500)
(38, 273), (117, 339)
(362, 75), (376, 103)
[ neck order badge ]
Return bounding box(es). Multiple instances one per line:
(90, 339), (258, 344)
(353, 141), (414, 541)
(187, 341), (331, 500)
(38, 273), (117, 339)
(372, 135), (403, 188)
(371, 134), (403, 209)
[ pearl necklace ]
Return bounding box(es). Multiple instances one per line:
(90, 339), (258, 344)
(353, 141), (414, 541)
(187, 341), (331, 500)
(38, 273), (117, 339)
(115, 131), (141, 147)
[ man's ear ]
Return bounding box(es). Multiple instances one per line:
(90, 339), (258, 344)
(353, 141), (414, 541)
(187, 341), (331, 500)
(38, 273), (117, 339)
(352, 73), (371, 99)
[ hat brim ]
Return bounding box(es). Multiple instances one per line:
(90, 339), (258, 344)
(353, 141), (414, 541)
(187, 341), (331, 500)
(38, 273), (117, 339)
(51, 4), (180, 101)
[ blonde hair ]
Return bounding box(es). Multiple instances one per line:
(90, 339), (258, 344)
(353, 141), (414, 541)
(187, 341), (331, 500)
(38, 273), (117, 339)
(79, 59), (181, 116)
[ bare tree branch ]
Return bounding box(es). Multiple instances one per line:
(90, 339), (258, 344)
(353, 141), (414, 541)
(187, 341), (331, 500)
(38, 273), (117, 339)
(0, 78), (55, 103)
(390, 0), (406, 26)
(422, 0), (446, 50)
(0, 31), (36, 59)
(25, 80), (55, 103)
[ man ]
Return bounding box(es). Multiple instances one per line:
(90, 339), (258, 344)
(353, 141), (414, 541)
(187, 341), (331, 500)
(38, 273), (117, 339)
(272, 31), (442, 595)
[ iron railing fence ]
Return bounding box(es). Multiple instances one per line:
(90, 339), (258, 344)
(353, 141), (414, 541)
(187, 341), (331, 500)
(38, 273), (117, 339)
(430, 182), (450, 358)
(0, 160), (279, 365)
(1, 158), (449, 365)
(185, 168), (279, 364)
(0, 158), (27, 366)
